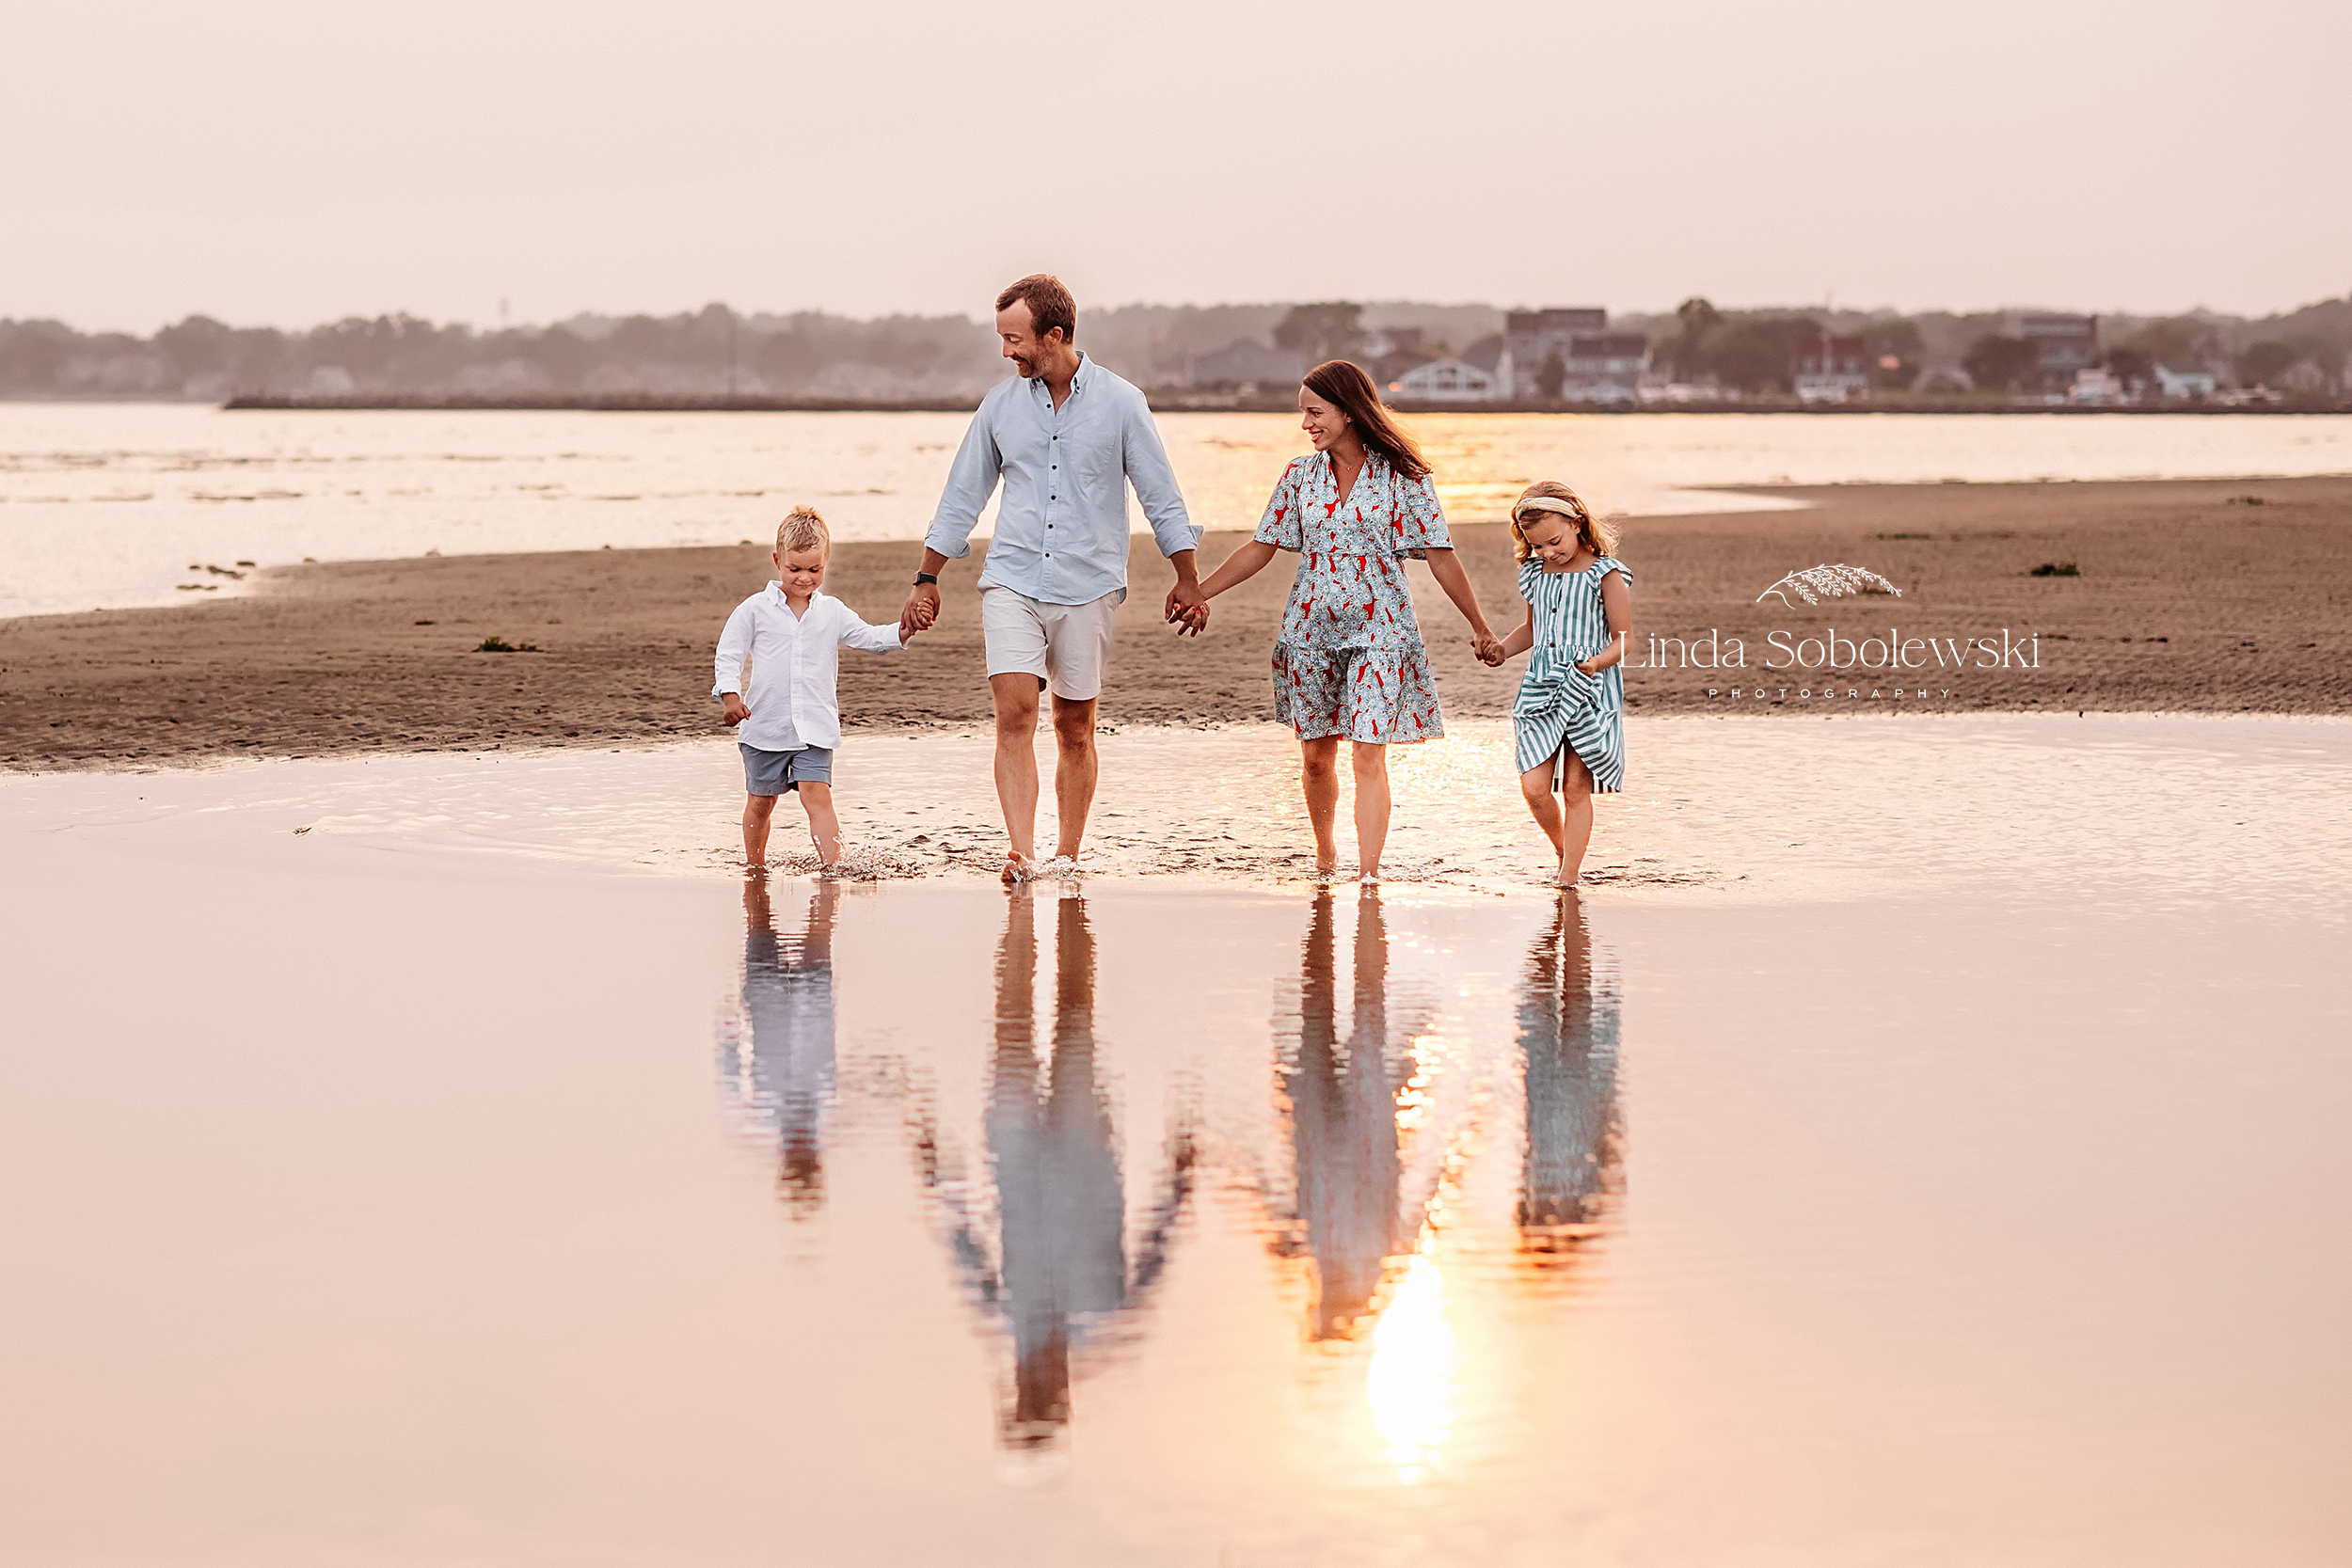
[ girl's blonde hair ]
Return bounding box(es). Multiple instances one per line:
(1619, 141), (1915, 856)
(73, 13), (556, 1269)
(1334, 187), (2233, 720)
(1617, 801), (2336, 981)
(1508, 481), (1620, 563)
(775, 505), (830, 557)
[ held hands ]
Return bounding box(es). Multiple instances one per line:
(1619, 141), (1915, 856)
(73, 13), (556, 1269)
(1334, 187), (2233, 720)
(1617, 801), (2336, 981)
(899, 582), (941, 639)
(1164, 580), (1209, 636)
(1473, 631), (1506, 667)
(721, 692), (751, 728)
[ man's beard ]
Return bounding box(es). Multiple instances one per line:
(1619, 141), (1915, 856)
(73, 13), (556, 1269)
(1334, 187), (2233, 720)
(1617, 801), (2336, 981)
(1011, 356), (1037, 377)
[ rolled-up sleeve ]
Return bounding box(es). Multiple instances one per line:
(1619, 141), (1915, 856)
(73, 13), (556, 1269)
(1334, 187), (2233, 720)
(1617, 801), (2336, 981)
(923, 405), (1003, 562)
(1121, 393), (1199, 560)
(712, 600), (755, 695)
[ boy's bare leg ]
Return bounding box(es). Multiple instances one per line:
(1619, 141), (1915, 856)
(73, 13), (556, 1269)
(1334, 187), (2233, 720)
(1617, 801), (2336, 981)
(741, 793), (780, 866)
(1351, 741), (1391, 880)
(1519, 759), (1566, 860)
(992, 673), (1042, 881)
(1557, 751), (1597, 884)
(1299, 737), (1341, 873)
(797, 783), (842, 866)
(1049, 694), (1098, 862)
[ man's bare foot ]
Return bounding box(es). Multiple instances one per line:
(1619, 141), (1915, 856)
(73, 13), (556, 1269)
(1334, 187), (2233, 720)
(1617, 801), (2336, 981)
(1001, 851), (1034, 885)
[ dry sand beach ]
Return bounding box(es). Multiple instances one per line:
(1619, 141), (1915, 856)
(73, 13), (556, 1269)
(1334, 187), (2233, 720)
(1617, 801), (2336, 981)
(5, 474), (2349, 769)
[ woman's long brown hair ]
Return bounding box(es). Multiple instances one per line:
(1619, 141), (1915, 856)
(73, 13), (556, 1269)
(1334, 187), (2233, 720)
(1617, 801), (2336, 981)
(1302, 359), (1430, 480)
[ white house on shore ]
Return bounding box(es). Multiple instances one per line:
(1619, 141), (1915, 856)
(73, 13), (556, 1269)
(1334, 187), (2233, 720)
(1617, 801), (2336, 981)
(2154, 365), (2218, 400)
(1389, 357), (1497, 402)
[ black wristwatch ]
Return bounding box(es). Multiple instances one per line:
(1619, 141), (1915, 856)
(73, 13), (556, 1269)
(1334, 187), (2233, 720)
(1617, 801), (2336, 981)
(914, 572), (938, 586)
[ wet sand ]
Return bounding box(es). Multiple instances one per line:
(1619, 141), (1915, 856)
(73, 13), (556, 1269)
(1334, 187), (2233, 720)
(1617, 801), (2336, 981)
(5, 475), (2349, 770)
(6, 719), (2349, 1564)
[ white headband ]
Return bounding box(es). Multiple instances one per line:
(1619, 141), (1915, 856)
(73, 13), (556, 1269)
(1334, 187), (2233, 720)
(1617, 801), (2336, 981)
(1514, 496), (1586, 522)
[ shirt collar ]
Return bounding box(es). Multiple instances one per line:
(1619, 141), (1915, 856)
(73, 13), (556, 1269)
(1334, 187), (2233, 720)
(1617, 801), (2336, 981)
(1030, 350), (1090, 400)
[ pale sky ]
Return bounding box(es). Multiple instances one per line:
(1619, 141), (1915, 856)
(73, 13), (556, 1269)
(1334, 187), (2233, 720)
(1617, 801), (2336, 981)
(9, 0), (2346, 333)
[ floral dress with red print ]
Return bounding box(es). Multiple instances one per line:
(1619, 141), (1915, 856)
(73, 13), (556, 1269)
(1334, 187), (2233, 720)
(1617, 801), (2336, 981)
(1252, 450), (1451, 744)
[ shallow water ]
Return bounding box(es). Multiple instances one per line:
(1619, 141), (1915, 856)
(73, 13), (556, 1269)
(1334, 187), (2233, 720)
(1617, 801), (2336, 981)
(5, 718), (2350, 1563)
(7, 404), (2350, 617)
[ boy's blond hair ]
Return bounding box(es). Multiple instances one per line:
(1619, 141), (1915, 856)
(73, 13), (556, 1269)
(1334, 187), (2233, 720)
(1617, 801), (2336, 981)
(775, 505), (831, 557)
(1508, 480), (1620, 563)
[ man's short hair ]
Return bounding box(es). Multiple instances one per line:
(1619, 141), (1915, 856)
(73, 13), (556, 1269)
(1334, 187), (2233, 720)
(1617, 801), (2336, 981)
(776, 505), (830, 557)
(995, 274), (1076, 344)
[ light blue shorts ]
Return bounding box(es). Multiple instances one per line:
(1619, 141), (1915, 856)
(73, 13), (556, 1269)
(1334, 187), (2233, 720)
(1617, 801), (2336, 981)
(740, 743), (834, 797)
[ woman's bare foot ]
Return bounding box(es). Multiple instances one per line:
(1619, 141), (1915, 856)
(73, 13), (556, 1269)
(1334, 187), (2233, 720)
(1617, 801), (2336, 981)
(1554, 861), (1580, 887)
(1001, 850), (1033, 886)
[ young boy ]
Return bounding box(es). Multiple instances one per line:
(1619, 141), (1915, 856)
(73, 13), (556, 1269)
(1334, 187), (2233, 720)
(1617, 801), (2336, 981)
(714, 506), (912, 868)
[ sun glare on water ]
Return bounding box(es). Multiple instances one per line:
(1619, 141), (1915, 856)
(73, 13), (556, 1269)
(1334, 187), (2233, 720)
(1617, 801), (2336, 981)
(1366, 1241), (1460, 1482)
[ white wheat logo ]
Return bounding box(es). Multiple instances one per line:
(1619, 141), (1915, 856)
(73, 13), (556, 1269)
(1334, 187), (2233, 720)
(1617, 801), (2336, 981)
(1756, 564), (1903, 606)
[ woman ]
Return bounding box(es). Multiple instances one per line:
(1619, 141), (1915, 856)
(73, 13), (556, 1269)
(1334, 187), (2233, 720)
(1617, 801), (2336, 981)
(1195, 359), (1499, 880)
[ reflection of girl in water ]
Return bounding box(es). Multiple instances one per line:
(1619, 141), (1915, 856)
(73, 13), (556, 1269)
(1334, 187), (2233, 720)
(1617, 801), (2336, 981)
(1282, 887), (1406, 1338)
(1517, 891), (1624, 1254)
(717, 875), (840, 1215)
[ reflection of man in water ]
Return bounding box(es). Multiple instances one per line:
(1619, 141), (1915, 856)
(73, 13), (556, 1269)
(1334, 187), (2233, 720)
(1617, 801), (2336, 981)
(1518, 890), (1623, 1249)
(987, 890), (1128, 1443)
(897, 889), (1196, 1449)
(1286, 888), (1405, 1338)
(719, 875), (841, 1214)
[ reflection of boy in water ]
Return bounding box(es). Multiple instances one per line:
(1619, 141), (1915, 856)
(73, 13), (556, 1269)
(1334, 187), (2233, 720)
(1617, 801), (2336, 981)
(1285, 888), (1405, 1338)
(721, 875), (841, 1213)
(1518, 890), (1623, 1249)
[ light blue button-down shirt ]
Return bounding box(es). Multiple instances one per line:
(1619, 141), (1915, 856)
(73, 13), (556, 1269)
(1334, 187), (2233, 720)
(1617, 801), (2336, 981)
(924, 352), (1198, 606)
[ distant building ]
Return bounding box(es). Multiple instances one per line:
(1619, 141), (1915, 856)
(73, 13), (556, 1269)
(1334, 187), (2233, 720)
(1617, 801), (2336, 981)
(2068, 367), (2129, 404)
(1562, 334), (1650, 401)
(1185, 340), (1307, 388)
(1789, 328), (1870, 403)
(2153, 365), (2217, 400)
(1502, 308), (1610, 397)
(2015, 313), (2100, 388)
(1390, 357), (1498, 403)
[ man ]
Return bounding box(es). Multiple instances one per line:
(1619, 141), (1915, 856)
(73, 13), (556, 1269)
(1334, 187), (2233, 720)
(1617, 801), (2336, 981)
(901, 274), (1207, 882)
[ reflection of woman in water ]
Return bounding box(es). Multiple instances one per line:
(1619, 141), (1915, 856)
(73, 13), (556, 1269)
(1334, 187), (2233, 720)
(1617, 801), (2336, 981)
(1517, 890), (1624, 1254)
(1282, 887), (1405, 1338)
(911, 889), (1196, 1449)
(717, 875), (840, 1214)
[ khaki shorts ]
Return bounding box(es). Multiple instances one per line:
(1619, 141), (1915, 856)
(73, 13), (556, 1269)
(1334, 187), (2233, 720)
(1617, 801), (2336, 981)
(979, 586), (1119, 702)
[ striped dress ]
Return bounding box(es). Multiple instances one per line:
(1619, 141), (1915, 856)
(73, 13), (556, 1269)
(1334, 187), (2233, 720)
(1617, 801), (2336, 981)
(1513, 557), (1630, 791)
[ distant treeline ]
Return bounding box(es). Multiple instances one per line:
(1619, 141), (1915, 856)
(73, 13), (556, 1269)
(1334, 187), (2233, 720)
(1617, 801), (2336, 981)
(4, 295), (2347, 402)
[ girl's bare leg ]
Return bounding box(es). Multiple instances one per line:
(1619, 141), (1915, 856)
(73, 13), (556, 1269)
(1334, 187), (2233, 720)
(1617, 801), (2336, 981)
(741, 793), (780, 865)
(1557, 751), (1597, 885)
(1352, 741), (1391, 880)
(1299, 737), (1341, 873)
(797, 783), (842, 866)
(1519, 759), (1565, 859)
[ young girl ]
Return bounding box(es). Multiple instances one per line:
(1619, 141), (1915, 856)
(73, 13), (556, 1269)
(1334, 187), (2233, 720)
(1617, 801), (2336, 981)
(1490, 482), (1631, 886)
(1195, 359), (1501, 881)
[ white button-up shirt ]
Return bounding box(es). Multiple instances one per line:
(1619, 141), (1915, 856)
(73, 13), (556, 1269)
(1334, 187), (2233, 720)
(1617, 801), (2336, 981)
(923, 352), (1198, 606)
(712, 585), (906, 752)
